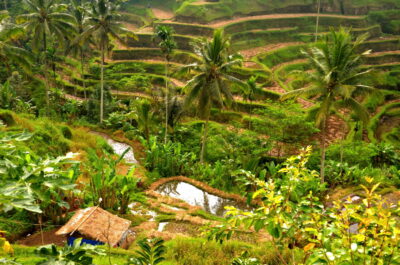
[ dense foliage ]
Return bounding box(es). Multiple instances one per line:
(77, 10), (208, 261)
(0, 0), (399, 264)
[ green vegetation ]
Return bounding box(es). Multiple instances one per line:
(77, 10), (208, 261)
(0, 0), (399, 264)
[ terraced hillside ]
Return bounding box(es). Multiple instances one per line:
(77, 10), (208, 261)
(59, 0), (400, 149)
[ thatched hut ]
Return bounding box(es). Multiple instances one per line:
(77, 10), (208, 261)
(56, 207), (132, 248)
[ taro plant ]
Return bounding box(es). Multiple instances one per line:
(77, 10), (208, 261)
(0, 126), (79, 222)
(126, 238), (165, 265)
(35, 238), (105, 265)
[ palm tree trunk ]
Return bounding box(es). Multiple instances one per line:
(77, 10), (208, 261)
(164, 57), (169, 144)
(315, 0), (321, 42)
(43, 31), (50, 107)
(249, 98), (253, 130)
(81, 48), (87, 99)
(100, 43), (104, 123)
(320, 118), (328, 183)
(200, 107), (210, 163)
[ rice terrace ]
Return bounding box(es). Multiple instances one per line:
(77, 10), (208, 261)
(0, 0), (400, 264)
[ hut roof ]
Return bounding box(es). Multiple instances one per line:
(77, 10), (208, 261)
(56, 207), (131, 246)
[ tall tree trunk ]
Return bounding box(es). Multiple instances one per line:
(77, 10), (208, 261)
(315, 0), (321, 42)
(80, 48), (87, 99)
(43, 31), (50, 107)
(100, 43), (104, 123)
(249, 98), (253, 130)
(3, 0), (7, 10)
(320, 118), (328, 183)
(339, 0), (345, 14)
(200, 106), (210, 163)
(164, 56), (169, 144)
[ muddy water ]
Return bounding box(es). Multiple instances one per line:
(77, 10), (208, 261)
(92, 132), (137, 163)
(156, 181), (250, 217)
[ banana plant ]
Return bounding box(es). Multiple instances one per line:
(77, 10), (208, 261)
(86, 147), (139, 213)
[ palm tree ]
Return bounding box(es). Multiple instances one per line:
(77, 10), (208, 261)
(0, 11), (33, 75)
(153, 25), (177, 144)
(281, 27), (373, 183)
(183, 29), (244, 163)
(78, 0), (136, 123)
(66, 0), (92, 98)
(17, 0), (75, 104)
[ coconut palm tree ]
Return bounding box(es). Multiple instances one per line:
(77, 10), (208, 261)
(17, 0), (76, 104)
(153, 25), (177, 144)
(78, 0), (136, 123)
(183, 29), (244, 163)
(281, 27), (374, 183)
(66, 0), (92, 98)
(0, 11), (33, 75)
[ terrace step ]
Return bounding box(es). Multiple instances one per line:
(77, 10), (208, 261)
(271, 59), (307, 71)
(209, 13), (366, 28)
(111, 48), (200, 64)
(240, 42), (303, 59)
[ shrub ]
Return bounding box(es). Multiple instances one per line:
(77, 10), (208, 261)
(60, 126), (72, 140)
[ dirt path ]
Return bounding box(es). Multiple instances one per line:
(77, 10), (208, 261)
(272, 59), (308, 71)
(240, 42), (303, 59)
(170, 77), (185, 87)
(64, 94), (86, 102)
(152, 8), (174, 20)
(124, 22), (139, 32)
(367, 50), (400, 56)
(111, 90), (152, 99)
(209, 13), (364, 28)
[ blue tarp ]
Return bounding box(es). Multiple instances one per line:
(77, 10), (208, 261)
(67, 236), (105, 246)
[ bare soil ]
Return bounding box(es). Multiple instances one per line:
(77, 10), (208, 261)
(17, 229), (67, 247)
(152, 8), (174, 20)
(240, 42), (303, 59)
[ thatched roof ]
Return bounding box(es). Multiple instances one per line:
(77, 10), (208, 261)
(56, 207), (131, 246)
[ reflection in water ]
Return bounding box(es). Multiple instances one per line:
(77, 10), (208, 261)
(156, 181), (249, 216)
(158, 222), (168, 232)
(92, 131), (137, 163)
(106, 138), (137, 163)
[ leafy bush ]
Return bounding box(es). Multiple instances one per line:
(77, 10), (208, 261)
(144, 137), (196, 179)
(35, 238), (105, 265)
(303, 178), (400, 264)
